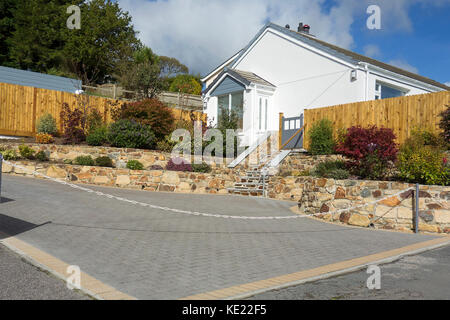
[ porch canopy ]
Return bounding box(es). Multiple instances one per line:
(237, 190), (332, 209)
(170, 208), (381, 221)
(203, 68), (275, 96)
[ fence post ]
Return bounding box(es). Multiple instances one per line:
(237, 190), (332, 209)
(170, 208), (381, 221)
(279, 113), (284, 151)
(0, 154), (3, 203)
(415, 184), (419, 234)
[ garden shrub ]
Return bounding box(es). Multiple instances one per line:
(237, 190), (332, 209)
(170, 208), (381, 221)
(439, 105), (450, 147)
(336, 126), (398, 180)
(0, 149), (19, 160)
(36, 151), (49, 162)
(18, 145), (35, 160)
(107, 119), (156, 149)
(397, 130), (449, 186)
(86, 127), (108, 146)
(293, 170), (311, 177)
(149, 164), (164, 170)
(60, 103), (86, 144)
(156, 136), (177, 153)
(36, 113), (58, 135)
(63, 159), (73, 164)
(35, 133), (54, 144)
(308, 119), (335, 155)
(74, 155), (95, 166)
(192, 162), (212, 173)
(95, 156), (113, 168)
(111, 99), (175, 140)
(126, 160), (144, 170)
(312, 160), (350, 179)
(86, 109), (104, 134)
(166, 158), (192, 172)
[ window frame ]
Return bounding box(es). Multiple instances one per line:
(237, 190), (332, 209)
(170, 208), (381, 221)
(217, 91), (244, 129)
(375, 81), (406, 100)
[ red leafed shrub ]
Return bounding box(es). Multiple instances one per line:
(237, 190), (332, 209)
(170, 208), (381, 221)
(165, 157), (192, 172)
(336, 126), (398, 179)
(60, 103), (86, 144)
(111, 98), (175, 140)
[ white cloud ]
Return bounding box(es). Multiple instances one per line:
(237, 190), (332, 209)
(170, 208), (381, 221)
(388, 59), (419, 74)
(118, 0), (449, 75)
(119, 0), (356, 75)
(363, 44), (381, 58)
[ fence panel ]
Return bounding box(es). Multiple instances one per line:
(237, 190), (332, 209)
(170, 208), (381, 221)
(0, 82), (206, 137)
(303, 91), (449, 149)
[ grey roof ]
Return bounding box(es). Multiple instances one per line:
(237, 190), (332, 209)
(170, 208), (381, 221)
(231, 69), (275, 87)
(0, 66), (82, 93)
(203, 68), (275, 95)
(231, 22), (450, 91)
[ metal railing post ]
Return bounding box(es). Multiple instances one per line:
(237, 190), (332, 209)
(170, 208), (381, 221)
(415, 184), (419, 233)
(0, 153), (3, 203)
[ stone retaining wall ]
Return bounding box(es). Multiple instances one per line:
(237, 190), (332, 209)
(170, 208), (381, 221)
(279, 153), (344, 174)
(0, 142), (233, 170)
(2, 161), (239, 194)
(290, 177), (450, 234)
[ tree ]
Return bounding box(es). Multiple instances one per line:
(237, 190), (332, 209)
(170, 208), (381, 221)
(6, 0), (73, 72)
(0, 0), (18, 66)
(117, 46), (163, 98)
(168, 74), (202, 95)
(62, 0), (141, 84)
(159, 56), (188, 78)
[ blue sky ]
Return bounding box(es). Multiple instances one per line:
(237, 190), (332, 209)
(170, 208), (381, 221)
(119, 0), (450, 85)
(350, 1), (450, 85)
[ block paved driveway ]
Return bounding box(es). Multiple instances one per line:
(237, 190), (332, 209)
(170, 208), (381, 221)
(0, 175), (438, 299)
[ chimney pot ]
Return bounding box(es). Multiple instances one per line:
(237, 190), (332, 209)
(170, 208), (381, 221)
(285, 24), (290, 29)
(297, 22), (303, 32)
(302, 24), (310, 33)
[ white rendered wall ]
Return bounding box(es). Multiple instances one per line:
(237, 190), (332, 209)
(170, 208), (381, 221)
(233, 30), (365, 118)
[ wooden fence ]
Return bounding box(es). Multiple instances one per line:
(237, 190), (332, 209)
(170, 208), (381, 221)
(303, 91), (449, 149)
(0, 82), (206, 137)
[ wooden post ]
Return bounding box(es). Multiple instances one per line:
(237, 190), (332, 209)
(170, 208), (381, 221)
(279, 112), (284, 151)
(32, 87), (37, 135)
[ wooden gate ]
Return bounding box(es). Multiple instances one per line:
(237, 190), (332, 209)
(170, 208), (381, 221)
(279, 113), (304, 150)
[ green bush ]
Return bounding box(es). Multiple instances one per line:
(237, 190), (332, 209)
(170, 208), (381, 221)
(36, 113), (58, 135)
(95, 156), (113, 168)
(74, 155), (95, 166)
(308, 119), (335, 155)
(18, 145), (35, 159)
(312, 160), (350, 179)
(192, 163), (212, 173)
(156, 136), (176, 153)
(36, 151), (49, 162)
(0, 149), (19, 160)
(107, 119), (156, 149)
(126, 160), (144, 170)
(397, 135), (449, 186)
(86, 127), (108, 146)
(63, 159), (73, 164)
(86, 109), (104, 134)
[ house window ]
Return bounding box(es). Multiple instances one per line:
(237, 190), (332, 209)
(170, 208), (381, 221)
(218, 92), (244, 129)
(258, 96), (269, 131)
(375, 82), (405, 100)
